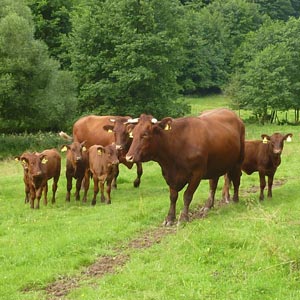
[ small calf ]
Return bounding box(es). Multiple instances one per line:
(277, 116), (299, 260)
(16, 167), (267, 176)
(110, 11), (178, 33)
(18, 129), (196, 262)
(61, 142), (89, 202)
(88, 144), (119, 205)
(19, 149), (61, 209)
(223, 132), (292, 201)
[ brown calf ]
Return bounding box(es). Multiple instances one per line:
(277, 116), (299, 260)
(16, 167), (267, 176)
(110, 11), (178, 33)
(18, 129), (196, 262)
(88, 144), (119, 205)
(223, 132), (292, 201)
(61, 142), (89, 202)
(19, 149), (61, 209)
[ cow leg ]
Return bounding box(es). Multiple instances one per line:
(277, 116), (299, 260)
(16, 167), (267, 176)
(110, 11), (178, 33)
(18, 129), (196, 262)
(106, 180), (113, 204)
(222, 174), (231, 203)
(43, 183), (48, 206)
(82, 171), (90, 203)
(133, 162), (143, 188)
(259, 172), (266, 200)
(30, 189), (36, 209)
(66, 174), (72, 202)
(25, 184), (30, 204)
(36, 188), (43, 209)
(179, 177), (202, 223)
(112, 165), (119, 189)
(52, 176), (59, 204)
(164, 187), (178, 226)
(267, 174), (274, 198)
(100, 181), (106, 203)
(91, 176), (99, 206)
(205, 177), (219, 209)
(75, 177), (83, 201)
(229, 167), (241, 203)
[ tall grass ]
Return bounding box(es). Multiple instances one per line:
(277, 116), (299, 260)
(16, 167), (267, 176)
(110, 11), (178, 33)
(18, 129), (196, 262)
(0, 96), (299, 300)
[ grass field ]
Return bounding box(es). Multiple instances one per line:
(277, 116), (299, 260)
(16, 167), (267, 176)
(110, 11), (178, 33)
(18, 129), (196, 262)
(1, 96), (300, 300)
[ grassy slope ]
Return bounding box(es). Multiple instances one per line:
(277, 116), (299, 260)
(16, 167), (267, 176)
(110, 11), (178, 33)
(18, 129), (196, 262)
(1, 95), (300, 300)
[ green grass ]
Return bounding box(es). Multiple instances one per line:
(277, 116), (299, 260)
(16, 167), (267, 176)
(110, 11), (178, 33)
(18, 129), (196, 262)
(1, 95), (300, 300)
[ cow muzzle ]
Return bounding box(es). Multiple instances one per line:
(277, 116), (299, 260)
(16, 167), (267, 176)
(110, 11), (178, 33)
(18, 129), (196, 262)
(273, 149), (282, 154)
(116, 144), (122, 150)
(126, 155), (134, 162)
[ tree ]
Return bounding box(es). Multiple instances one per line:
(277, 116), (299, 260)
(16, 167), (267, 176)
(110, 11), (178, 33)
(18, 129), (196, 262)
(27, 0), (74, 69)
(67, 0), (189, 118)
(251, 0), (299, 21)
(227, 18), (300, 123)
(0, 0), (77, 132)
(179, 0), (264, 94)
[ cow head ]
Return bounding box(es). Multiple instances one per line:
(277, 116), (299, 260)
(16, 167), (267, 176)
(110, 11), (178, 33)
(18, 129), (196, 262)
(96, 144), (119, 167)
(261, 133), (293, 155)
(125, 114), (173, 162)
(15, 152), (31, 172)
(103, 117), (132, 152)
(61, 141), (87, 169)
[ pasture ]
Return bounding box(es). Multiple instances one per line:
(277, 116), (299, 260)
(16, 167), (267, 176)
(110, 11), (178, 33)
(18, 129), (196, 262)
(1, 96), (300, 300)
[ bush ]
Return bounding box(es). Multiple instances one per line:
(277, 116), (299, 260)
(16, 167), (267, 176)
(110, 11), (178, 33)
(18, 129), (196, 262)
(0, 132), (65, 160)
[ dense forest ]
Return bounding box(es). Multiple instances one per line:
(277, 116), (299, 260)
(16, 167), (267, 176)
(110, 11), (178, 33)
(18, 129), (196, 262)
(0, 0), (300, 132)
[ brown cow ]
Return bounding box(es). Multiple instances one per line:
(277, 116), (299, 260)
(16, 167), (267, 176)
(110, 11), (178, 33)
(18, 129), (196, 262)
(88, 144), (119, 205)
(61, 142), (89, 202)
(223, 132), (293, 201)
(125, 109), (245, 225)
(19, 149), (61, 209)
(59, 115), (143, 188)
(103, 117), (143, 187)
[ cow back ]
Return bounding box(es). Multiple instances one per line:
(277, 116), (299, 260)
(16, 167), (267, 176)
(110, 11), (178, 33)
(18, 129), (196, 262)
(73, 115), (116, 148)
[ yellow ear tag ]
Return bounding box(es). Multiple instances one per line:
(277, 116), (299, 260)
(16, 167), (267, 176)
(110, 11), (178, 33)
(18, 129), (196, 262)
(21, 159), (26, 165)
(129, 131), (133, 138)
(41, 158), (48, 164)
(164, 124), (171, 131)
(287, 136), (292, 142)
(15, 157), (19, 162)
(82, 146), (87, 152)
(107, 129), (113, 133)
(61, 146), (67, 152)
(263, 137), (268, 144)
(97, 149), (102, 155)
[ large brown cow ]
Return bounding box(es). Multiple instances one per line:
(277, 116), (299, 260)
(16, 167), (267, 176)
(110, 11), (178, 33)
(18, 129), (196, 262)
(61, 142), (90, 202)
(19, 149), (61, 209)
(125, 109), (245, 225)
(88, 144), (119, 205)
(59, 115), (143, 188)
(223, 132), (293, 201)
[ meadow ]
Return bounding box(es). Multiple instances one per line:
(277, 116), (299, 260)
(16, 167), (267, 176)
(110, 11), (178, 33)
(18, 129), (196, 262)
(1, 96), (300, 300)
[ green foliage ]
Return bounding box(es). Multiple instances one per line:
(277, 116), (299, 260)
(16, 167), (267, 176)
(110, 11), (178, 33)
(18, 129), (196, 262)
(0, 131), (64, 159)
(228, 17), (300, 123)
(180, 0), (264, 94)
(252, 0), (299, 20)
(67, 0), (189, 118)
(27, 0), (74, 68)
(0, 0), (77, 133)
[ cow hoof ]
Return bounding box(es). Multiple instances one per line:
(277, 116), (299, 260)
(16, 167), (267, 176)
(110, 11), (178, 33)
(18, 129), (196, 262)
(91, 200), (96, 206)
(133, 179), (140, 188)
(162, 219), (174, 227)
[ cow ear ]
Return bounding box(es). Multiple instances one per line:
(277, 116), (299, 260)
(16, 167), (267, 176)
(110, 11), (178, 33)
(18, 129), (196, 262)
(285, 133), (293, 142)
(15, 156), (20, 162)
(261, 134), (270, 144)
(103, 125), (114, 133)
(40, 155), (48, 164)
(97, 146), (105, 155)
(126, 124), (135, 138)
(61, 145), (69, 152)
(158, 117), (173, 131)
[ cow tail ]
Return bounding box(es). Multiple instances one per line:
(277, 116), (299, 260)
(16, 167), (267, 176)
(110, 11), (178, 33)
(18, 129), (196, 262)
(59, 131), (73, 141)
(239, 123), (245, 165)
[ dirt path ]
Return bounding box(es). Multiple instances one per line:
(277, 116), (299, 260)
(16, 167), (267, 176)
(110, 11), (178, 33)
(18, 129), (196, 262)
(28, 178), (286, 299)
